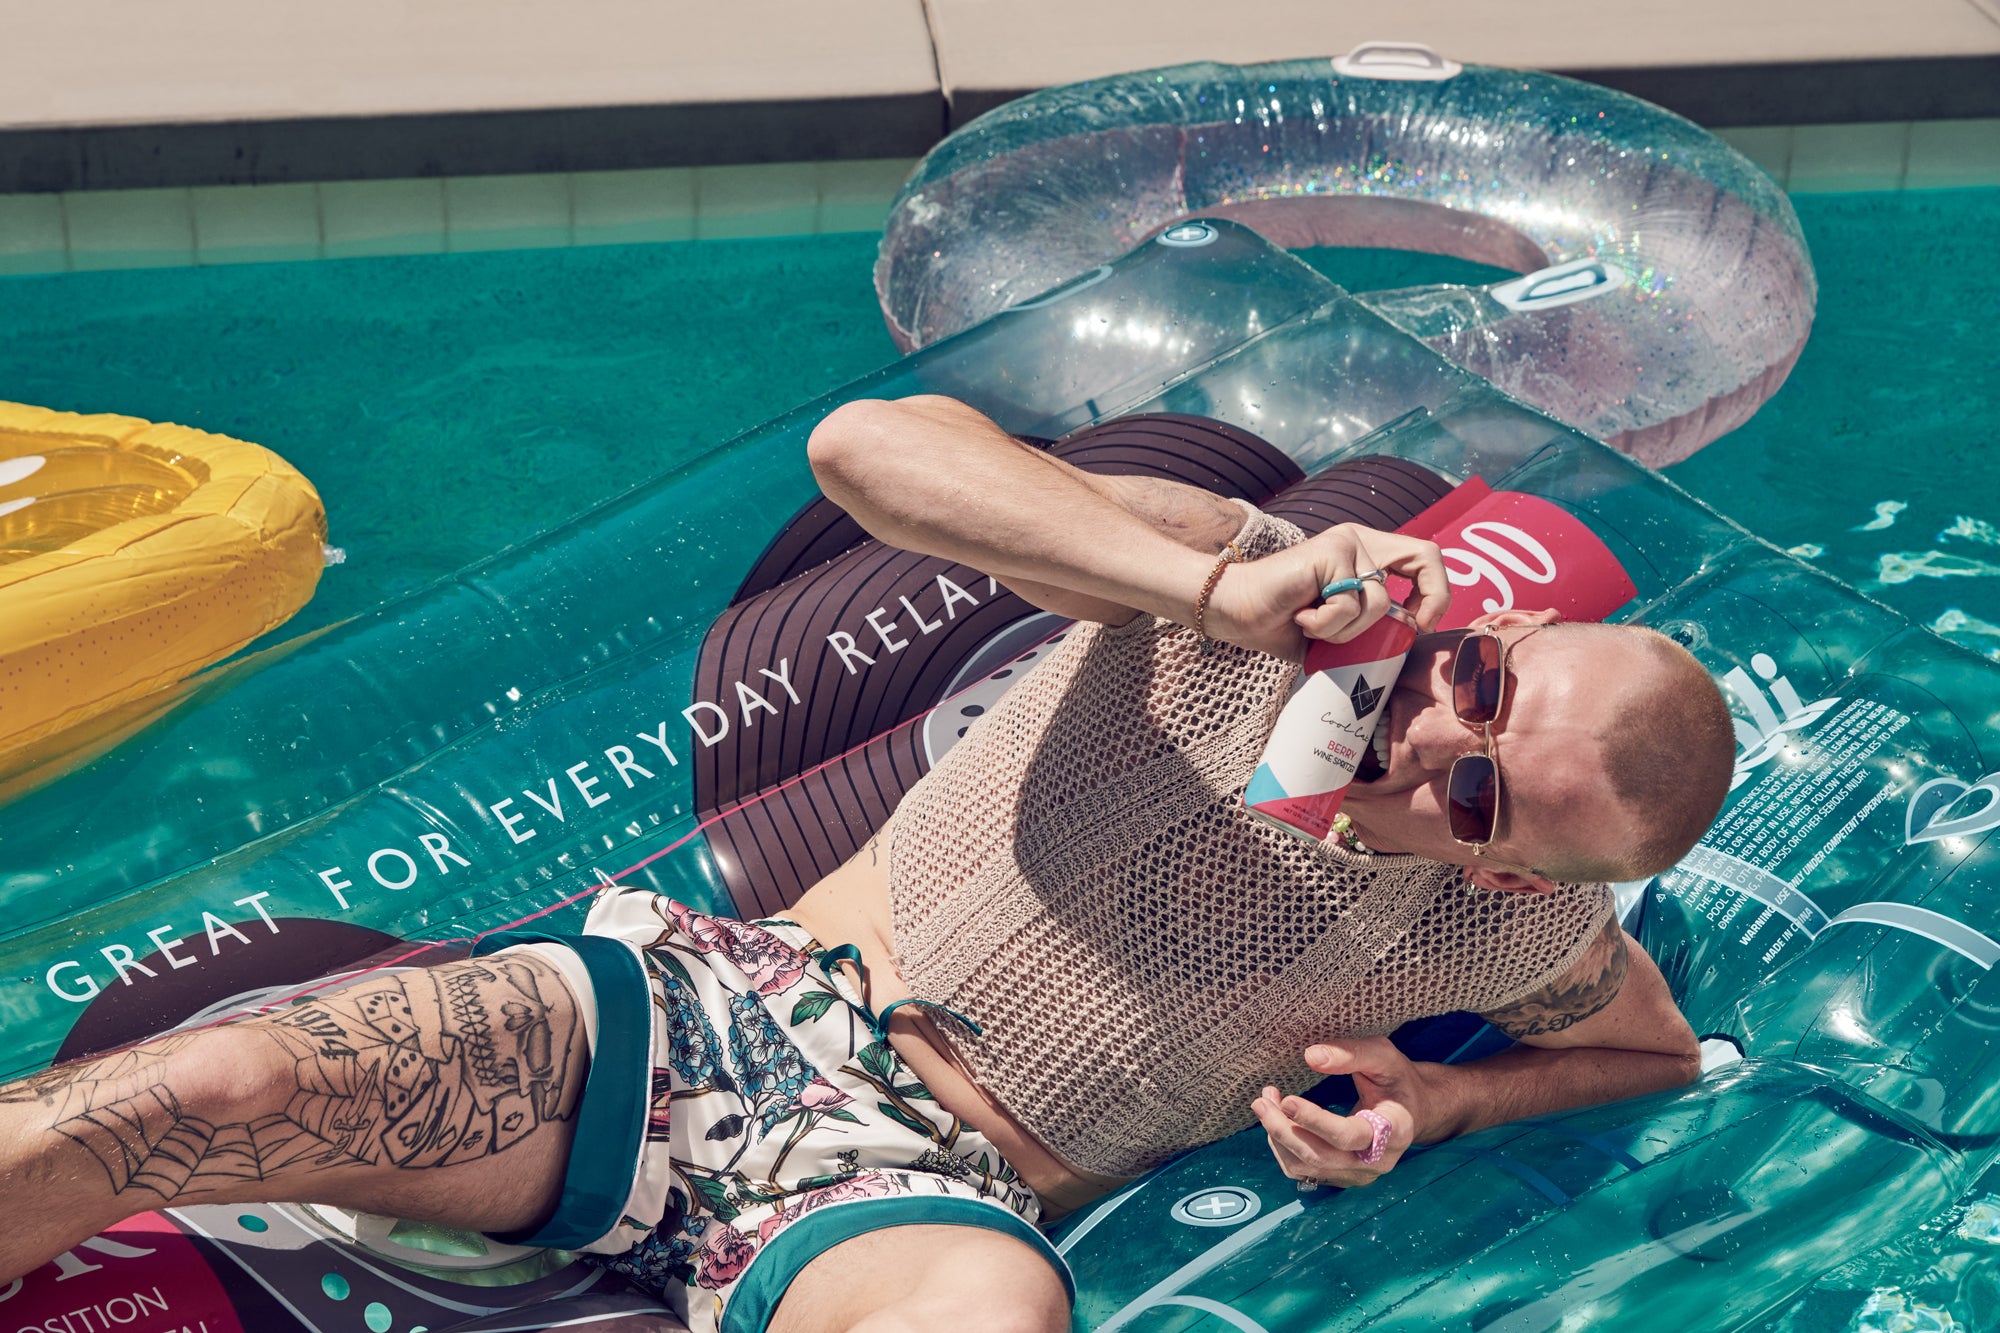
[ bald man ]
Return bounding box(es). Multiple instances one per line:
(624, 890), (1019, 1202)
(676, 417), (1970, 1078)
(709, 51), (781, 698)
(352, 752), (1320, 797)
(0, 398), (1736, 1333)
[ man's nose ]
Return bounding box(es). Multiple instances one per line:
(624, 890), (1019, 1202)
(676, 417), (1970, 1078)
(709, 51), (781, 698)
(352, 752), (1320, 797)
(1406, 701), (1487, 766)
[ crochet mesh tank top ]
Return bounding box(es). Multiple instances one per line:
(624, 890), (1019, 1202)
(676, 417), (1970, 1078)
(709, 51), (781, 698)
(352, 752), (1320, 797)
(887, 503), (1613, 1177)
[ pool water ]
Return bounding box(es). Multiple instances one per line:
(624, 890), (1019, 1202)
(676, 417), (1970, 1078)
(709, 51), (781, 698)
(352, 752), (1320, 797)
(1, 183), (1997, 1331)
(1667, 188), (2000, 668)
(0, 233), (900, 646)
(1298, 189), (2000, 668)
(1, 190), (1994, 662)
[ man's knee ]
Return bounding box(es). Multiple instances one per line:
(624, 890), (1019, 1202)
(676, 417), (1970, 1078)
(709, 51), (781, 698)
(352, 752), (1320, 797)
(38, 951), (586, 1207)
(55, 1025), (292, 1130)
(852, 1307), (1064, 1333)
(279, 950), (588, 1172)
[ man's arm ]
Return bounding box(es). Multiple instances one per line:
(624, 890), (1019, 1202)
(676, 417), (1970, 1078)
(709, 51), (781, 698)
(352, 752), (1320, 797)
(808, 395), (1452, 656)
(809, 395), (1239, 626)
(1252, 921), (1699, 1186)
(1417, 920), (1699, 1140)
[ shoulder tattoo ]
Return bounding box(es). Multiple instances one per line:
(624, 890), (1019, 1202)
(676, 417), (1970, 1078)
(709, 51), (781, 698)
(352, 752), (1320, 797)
(1482, 918), (1629, 1040)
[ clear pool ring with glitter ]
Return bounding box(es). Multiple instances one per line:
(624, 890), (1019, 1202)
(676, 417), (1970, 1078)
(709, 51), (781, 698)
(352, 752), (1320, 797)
(2, 74), (1994, 1333)
(876, 47), (1817, 469)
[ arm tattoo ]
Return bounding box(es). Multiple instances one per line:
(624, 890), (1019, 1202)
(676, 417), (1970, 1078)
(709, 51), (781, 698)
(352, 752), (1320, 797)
(1482, 919), (1629, 1040)
(15, 956), (576, 1203)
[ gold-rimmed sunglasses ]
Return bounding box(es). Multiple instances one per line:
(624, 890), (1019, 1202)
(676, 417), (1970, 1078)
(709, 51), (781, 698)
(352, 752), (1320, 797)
(1447, 625), (1550, 880)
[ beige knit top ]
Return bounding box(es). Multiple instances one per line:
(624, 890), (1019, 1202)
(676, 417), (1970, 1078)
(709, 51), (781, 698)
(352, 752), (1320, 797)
(887, 503), (1613, 1178)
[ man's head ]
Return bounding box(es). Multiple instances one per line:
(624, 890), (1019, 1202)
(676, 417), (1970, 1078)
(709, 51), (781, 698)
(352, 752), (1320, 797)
(1342, 609), (1735, 891)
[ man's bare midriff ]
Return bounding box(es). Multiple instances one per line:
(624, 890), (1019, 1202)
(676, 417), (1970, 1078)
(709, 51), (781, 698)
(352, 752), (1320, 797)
(784, 815), (1128, 1217)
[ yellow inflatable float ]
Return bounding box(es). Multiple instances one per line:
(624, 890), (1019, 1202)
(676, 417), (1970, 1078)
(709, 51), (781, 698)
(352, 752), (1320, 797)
(0, 401), (325, 782)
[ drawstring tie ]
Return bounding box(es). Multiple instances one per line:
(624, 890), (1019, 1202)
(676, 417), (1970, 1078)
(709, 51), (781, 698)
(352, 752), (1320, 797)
(813, 943), (984, 1043)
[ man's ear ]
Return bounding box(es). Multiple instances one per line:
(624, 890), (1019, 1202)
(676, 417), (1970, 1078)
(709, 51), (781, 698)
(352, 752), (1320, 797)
(1464, 865), (1559, 895)
(1466, 607), (1563, 631)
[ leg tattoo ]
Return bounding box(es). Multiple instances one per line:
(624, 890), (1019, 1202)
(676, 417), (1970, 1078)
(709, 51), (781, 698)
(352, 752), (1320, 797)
(3, 956), (578, 1206)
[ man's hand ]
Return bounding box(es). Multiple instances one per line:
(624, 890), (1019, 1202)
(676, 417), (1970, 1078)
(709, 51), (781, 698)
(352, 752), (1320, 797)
(1250, 1038), (1426, 1188)
(1206, 524), (1451, 661)
(1257, 925), (1701, 1189)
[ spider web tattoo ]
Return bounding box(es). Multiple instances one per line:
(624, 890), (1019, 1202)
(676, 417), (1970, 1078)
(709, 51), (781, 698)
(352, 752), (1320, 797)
(1, 956), (577, 1203)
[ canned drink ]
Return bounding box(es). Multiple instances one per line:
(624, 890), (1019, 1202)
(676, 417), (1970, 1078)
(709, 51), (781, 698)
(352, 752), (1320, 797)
(1245, 603), (1419, 842)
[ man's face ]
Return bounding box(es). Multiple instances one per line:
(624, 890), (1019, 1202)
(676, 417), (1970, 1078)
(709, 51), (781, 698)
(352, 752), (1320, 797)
(1342, 618), (1653, 888)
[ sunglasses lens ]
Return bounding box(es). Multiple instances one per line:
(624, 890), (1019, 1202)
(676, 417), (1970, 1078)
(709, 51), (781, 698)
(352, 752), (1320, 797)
(1452, 633), (1505, 725)
(1447, 754), (1500, 844)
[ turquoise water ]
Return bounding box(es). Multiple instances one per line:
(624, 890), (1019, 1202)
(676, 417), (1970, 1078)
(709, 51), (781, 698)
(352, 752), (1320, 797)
(1669, 188), (2000, 667)
(2, 190), (1994, 663)
(0, 234), (898, 648)
(1301, 190), (2000, 667)
(1, 185), (1997, 1330)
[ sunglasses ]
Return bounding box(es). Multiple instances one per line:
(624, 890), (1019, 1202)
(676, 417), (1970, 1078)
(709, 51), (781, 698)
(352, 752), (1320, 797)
(1446, 625), (1549, 879)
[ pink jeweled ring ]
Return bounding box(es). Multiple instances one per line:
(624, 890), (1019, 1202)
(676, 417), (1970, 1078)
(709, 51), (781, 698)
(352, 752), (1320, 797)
(1354, 1108), (1394, 1165)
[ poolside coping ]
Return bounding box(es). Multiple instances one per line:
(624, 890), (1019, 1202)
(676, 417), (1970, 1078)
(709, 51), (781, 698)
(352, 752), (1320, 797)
(2, 0), (1996, 194)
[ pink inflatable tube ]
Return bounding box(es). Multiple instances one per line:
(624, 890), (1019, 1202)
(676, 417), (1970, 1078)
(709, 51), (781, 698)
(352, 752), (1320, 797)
(876, 44), (1817, 467)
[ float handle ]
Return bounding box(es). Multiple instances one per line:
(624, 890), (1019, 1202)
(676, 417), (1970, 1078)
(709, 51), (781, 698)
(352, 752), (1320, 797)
(1331, 41), (1463, 81)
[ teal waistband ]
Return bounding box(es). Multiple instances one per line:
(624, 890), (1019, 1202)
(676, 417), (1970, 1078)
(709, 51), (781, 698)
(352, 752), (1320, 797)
(721, 1194), (1075, 1333)
(473, 929), (652, 1251)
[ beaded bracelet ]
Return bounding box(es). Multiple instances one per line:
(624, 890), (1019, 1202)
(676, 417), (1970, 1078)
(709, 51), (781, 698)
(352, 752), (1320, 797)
(1192, 540), (1243, 644)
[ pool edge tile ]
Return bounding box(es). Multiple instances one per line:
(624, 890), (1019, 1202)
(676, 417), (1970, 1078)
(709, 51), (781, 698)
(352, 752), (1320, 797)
(0, 194), (69, 274)
(1906, 118), (2000, 189)
(815, 158), (914, 234)
(445, 173), (576, 253)
(64, 187), (197, 270)
(573, 167), (698, 245)
(1788, 121), (1913, 193)
(694, 162), (819, 240)
(193, 181), (325, 266)
(322, 178), (448, 258)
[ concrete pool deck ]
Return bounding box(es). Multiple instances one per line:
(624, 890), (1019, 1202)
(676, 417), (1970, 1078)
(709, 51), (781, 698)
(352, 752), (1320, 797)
(2, 0), (1997, 193)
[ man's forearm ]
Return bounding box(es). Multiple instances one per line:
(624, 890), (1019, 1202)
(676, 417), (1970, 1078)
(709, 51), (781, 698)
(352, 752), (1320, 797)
(808, 396), (1236, 622)
(1411, 1043), (1700, 1143)
(810, 395), (1453, 657)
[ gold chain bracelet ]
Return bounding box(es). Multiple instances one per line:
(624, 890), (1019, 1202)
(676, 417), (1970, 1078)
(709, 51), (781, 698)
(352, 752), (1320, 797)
(1192, 540), (1243, 645)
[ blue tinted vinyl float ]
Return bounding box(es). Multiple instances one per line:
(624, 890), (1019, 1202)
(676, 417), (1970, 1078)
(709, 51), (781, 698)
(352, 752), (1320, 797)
(4, 50), (1993, 1333)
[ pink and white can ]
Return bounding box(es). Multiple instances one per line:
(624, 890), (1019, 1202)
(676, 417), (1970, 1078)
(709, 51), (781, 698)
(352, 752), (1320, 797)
(1245, 602), (1418, 843)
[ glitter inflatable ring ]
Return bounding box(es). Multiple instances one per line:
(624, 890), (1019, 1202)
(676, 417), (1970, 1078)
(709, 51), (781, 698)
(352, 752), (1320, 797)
(876, 46), (1817, 467)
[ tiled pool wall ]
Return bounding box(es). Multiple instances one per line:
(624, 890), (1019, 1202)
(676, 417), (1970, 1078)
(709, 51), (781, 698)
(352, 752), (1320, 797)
(1719, 118), (2000, 192)
(2, 119), (1995, 277)
(0, 158), (915, 275)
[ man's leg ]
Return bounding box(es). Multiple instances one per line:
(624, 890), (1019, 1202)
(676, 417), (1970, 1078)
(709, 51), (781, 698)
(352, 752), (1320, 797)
(0, 950), (585, 1282)
(769, 1225), (1069, 1333)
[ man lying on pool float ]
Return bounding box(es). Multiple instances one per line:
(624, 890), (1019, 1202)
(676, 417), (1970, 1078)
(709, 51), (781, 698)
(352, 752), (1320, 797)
(0, 396), (1736, 1333)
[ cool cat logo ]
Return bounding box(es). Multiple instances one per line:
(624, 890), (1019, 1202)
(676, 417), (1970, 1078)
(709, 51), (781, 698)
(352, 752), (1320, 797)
(41, 573), (1009, 1006)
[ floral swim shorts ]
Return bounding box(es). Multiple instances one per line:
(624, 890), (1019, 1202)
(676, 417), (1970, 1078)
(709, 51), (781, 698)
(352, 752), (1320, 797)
(473, 885), (1071, 1333)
